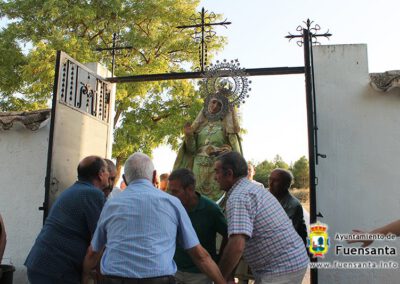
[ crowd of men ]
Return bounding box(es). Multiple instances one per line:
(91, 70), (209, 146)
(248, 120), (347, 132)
(23, 151), (311, 284)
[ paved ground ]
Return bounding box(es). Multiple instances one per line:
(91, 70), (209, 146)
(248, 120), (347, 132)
(303, 267), (311, 284)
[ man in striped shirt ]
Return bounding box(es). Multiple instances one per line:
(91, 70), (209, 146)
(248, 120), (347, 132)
(214, 152), (309, 284)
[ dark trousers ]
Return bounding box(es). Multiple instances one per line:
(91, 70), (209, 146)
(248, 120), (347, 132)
(99, 275), (176, 284)
(27, 269), (78, 284)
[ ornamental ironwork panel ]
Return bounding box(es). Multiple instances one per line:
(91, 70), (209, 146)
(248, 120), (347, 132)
(58, 54), (111, 122)
(43, 51), (113, 221)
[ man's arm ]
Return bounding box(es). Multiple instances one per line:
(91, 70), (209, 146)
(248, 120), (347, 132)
(219, 235), (228, 258)
(187, 244), (226, 284)
(82, 245), (102, 284)
(292, 205), (308, 247)
(213, 203), (228, 258)
(218, 234), (247, 280)
(370, 219), (400, 236)
(348, 219), (400, 247)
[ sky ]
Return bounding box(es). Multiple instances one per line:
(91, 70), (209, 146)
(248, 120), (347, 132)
(153, 0), (400, 173)
(2, 1), (400, 174)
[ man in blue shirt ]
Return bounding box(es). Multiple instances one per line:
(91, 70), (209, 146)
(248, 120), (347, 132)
(25, 156), (109, 284)
(83, 152), (225, 284)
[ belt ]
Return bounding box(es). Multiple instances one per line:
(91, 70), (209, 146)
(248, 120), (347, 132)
(100, 275), (176, 284)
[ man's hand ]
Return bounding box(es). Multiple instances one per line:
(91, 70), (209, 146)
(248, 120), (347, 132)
(347, 230), (374, 247)
(219, 234), (246, 280)
(82, 246), (102, 284)
(348, 220), (400, 248)
(187, 244), (226, 284)
(81, 272), (92, 284)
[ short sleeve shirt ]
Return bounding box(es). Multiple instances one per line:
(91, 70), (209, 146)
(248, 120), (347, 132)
(91, 179), (199, 278)
(25, 181), (105, 283)
(226, 178), (309, 277)
(174, 193), (227, 273)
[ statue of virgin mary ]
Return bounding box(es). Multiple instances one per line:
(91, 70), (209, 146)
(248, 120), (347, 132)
(173, 92), (242, 201)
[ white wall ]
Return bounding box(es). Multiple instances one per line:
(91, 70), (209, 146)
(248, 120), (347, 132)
(0, 61), (114, 283)
(0, 121), (50, 283)
(314, 44), (400, 283)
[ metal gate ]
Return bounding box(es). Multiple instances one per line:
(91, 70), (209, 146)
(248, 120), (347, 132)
(42, 51), (114, 220)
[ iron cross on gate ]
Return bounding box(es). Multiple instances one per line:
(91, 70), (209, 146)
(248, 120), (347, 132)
(95, 33), (134, 77)
(177, 7), (231, 72)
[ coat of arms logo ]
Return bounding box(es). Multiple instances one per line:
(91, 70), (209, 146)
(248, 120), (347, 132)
(307, 222), (330, 258)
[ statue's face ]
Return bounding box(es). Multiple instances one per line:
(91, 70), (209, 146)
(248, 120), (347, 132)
(208, 98), (222, 114)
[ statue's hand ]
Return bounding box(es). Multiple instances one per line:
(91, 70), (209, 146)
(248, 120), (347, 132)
(184, 122), (193, 136)
(210, 145), (232, 156)
(219, 144), (232, 154)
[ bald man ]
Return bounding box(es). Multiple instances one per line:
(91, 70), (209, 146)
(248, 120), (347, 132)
(268, 168), (308, 247)
(25, 156), (109, 284)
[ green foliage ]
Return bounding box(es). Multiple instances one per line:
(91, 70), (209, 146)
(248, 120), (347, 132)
(253, 160), (274, 187)
(113, 80), (203, 159)
(253, 155), (309, 188)
(291, 155), (309, 188)
(291, 188), (309, 204)
(0, 0), (225, 169)
(0, 29), (31, 110)
(273, 154), (289, 169)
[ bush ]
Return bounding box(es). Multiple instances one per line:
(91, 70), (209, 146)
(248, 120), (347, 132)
(291, 188), (309, 204)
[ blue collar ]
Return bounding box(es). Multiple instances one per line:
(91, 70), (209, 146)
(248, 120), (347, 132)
(126, 178), (154, 189)
(76, 180), (94, 186)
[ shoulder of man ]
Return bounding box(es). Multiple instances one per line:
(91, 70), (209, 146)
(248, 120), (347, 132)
(159, 189), (186, 209)
(287, 193), (303, 207)
(199, 194), (217, 205)
(231, 178), (264, 199)
(55, 181), (94, 199)
(199, 194), (224, 212)
(74, 182), (106, 206)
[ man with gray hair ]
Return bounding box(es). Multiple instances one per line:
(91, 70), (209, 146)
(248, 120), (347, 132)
(268, 168), (308, 246)
(83, 152), (225, 284)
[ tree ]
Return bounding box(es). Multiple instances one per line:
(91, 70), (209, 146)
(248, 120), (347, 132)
(273, 154), (289, 169)
(254, 159), (274, 187)
(0, 29), (29, 110)
(291, 156), (309, 189)
(0, 0), (225, 178)
(254, 155), (309, 188)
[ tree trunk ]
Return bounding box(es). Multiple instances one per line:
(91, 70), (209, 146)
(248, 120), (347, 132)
(116, 156), (124, 185)
(114, 107), (123, 128)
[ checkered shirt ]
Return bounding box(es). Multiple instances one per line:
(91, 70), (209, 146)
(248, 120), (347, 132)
(226, 178), (309, 277)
